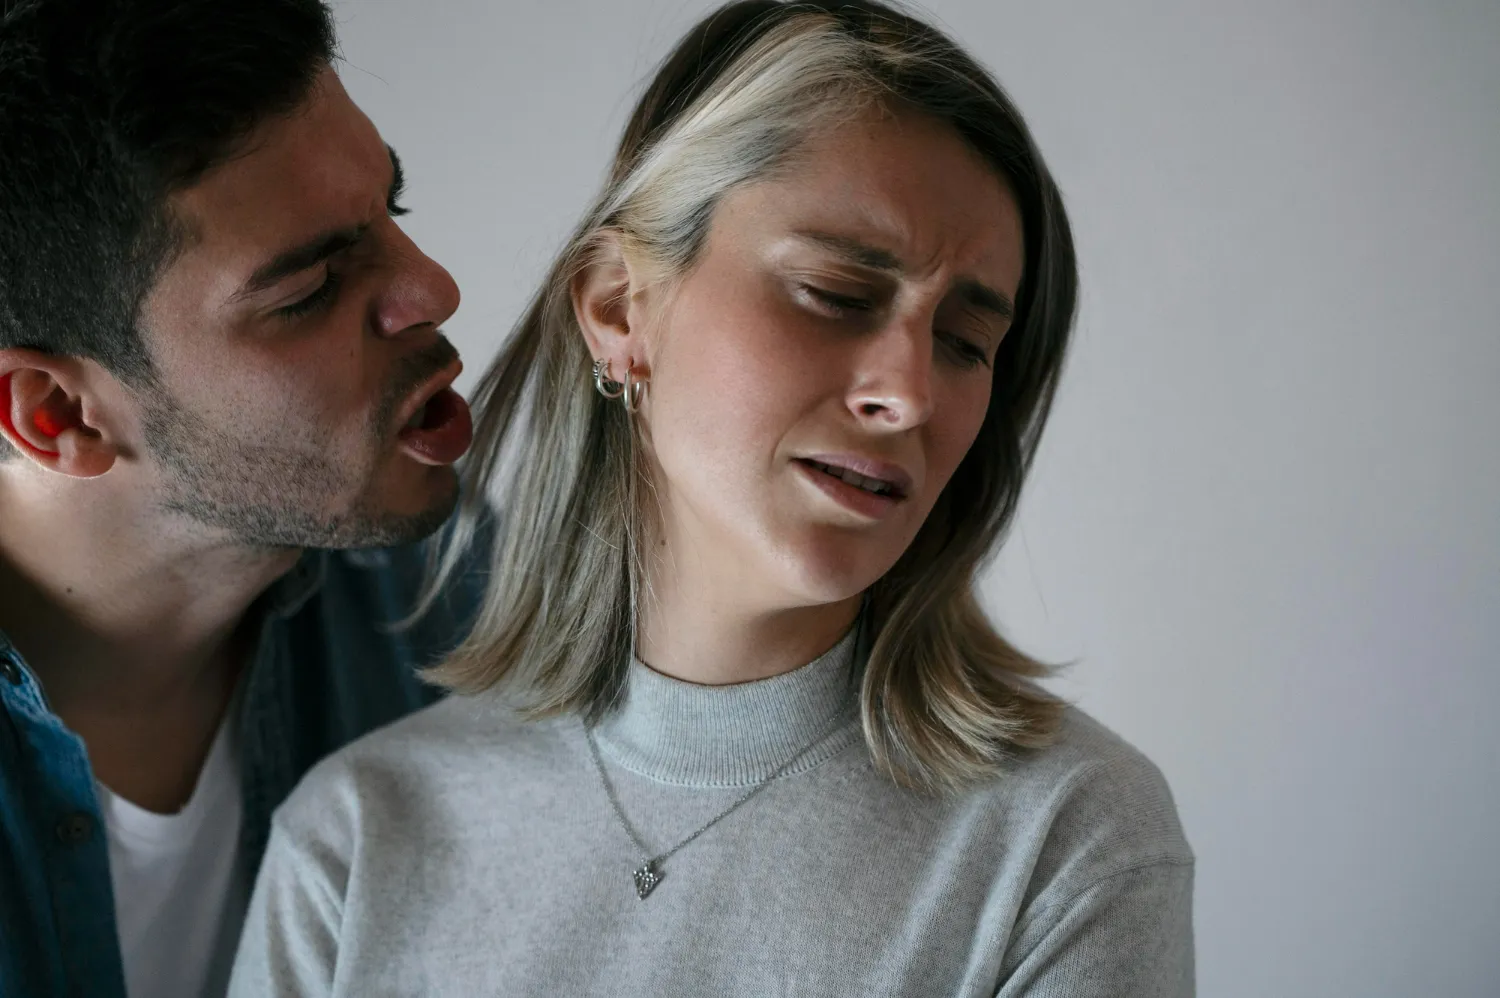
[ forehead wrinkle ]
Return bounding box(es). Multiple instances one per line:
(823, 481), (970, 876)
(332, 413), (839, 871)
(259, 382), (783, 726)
(244, 76), (389, 216)
(750, 106), (1024, 301)
(822, 181), (1010, 287)
(899, 199), (1025, 308)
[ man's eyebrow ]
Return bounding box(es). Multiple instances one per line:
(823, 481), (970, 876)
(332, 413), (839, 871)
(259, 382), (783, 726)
(232, 224), (368, 302)
(794, 229), (1015, 321)
(228, 146), (406, 304)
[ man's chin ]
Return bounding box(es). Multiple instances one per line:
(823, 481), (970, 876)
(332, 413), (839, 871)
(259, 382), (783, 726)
(340, 500), (457, 551)
(165, 478), (460, 553)
(336, 474), (462, 550)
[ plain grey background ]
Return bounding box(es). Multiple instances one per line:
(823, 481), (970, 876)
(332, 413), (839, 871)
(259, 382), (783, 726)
(330, 1), (1500, 995)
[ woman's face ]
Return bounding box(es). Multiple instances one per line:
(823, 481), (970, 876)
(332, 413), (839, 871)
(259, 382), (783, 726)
(637, 108), (1025, 612)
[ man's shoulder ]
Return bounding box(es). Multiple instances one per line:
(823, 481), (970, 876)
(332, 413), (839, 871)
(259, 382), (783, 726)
(238, 504), (496, 829)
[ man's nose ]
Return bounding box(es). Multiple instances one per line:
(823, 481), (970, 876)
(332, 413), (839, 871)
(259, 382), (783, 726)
(372, 223), (461, 337)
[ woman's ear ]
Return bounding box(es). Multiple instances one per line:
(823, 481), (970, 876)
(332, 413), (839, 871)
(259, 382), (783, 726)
(0, 351), (118, 478)
(571, 230), (651, 372)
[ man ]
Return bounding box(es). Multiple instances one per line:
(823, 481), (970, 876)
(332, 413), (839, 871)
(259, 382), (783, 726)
(0, 1), (486, 995)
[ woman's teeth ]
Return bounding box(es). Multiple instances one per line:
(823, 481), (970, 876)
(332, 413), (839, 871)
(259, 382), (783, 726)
(808, 460), (897, 497)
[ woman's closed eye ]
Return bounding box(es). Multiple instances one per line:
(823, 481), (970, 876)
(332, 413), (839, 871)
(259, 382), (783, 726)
(797, 283), (875, 318)
(938, 330), (990, 369)
(799, 282), (992, 370)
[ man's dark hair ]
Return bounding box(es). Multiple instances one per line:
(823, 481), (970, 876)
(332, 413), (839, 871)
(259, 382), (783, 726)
(0, 0), (336, 454)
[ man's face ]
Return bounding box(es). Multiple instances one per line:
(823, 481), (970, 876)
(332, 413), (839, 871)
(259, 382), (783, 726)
(136, 68), (470, 550)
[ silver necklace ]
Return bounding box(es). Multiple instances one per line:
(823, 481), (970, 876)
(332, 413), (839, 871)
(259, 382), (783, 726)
(583, 703), (852, 900)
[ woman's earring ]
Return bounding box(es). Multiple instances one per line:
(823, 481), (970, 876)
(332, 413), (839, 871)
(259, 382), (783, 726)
(622, 367), (647, 414)
(593, 358), (625, 400)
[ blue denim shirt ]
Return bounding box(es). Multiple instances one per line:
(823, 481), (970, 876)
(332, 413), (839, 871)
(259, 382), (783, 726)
(0, 534), (487, 998)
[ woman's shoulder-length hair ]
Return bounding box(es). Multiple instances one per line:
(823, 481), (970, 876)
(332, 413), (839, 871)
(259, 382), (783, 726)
(419, 0), (1079, 794)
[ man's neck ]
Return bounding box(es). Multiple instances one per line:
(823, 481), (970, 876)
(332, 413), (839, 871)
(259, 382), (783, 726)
(0, 471), (299, 811)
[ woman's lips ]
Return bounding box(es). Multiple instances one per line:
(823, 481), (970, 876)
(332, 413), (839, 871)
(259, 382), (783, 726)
(794, 458), (906, 520)
(797, 451), (914, 498)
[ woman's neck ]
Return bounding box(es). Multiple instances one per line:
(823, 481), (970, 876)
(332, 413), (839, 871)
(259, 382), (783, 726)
(635, 588), (861, 687)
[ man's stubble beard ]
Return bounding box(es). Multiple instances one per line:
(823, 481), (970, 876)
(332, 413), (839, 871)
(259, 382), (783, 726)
(138, 346), (460, 551)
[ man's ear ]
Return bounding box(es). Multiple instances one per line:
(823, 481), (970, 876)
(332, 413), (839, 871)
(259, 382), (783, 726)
(570, 230), (652, 375)
(0, 350), (118, 478)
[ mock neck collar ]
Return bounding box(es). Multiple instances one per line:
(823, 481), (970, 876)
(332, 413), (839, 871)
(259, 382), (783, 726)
(591, 625), (863, 788)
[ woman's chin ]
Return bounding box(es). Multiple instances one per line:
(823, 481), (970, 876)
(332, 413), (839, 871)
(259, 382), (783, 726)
(768, 540), (901, 607)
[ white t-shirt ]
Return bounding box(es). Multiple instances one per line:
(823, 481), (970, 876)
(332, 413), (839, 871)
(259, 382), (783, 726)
(97, 706), (247, 998)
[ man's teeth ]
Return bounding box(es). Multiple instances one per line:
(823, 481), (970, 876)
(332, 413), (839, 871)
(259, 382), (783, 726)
(404, 402), (428, 431)
(809, 460), (897, 497)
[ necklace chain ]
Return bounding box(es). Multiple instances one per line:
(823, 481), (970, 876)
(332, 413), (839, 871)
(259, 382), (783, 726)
(583, 701), (852, 899)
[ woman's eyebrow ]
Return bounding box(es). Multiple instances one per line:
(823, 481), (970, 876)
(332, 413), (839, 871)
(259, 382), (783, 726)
(956, 278), (1013, 321)
(791, 230), (903, 272)
(793, 229), (1014, 319)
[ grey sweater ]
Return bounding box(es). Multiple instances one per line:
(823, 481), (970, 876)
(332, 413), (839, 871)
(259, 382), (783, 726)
(229, 633), (1194, 996)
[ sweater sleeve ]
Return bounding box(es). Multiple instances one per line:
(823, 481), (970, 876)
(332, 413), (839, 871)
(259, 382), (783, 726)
(227, 816), (345, 998)
(995, 861), (1195, 998)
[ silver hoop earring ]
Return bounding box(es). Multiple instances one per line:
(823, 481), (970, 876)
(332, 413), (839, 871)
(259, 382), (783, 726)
(593, 358), (625, 400)
(623, 367), (647, 414)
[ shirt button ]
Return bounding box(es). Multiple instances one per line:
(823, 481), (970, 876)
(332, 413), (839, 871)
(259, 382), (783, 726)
(0, 657), (20, 685)
(55, 812), (94, 845)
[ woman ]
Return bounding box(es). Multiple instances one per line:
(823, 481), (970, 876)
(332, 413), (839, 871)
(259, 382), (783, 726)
(230, 2), (1193, 995)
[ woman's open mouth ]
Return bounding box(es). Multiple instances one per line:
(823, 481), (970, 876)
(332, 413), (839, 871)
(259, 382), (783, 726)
(794, 457), (910, 520)
(801, 459), (905, 498)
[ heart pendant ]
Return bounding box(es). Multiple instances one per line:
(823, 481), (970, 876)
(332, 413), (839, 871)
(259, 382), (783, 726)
(633, 860), (662, 899)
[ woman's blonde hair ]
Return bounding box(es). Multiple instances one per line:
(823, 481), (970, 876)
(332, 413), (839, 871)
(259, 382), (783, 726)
(422, 0), (1079, 792)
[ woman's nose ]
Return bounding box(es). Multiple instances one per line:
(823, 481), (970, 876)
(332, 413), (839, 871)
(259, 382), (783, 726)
(846, 317), (936, 431)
